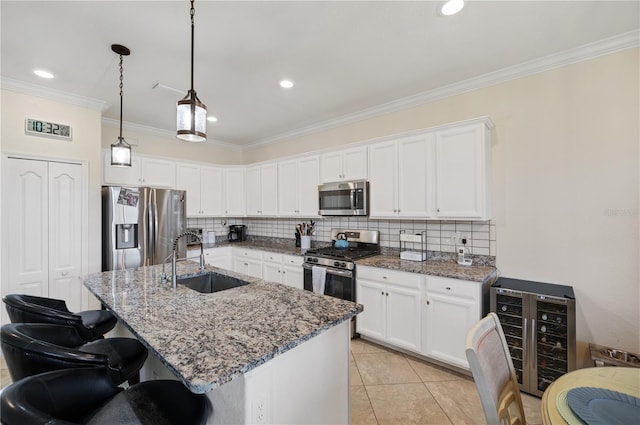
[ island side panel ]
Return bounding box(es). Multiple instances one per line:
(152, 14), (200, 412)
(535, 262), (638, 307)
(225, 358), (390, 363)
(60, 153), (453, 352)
(243, 321), (351, 425)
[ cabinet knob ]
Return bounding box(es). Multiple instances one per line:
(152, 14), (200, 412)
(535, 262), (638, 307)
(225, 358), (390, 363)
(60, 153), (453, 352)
(282, 271), (286, 274)
(382, 276), (387, 279)
(386, 292), (389, 296)
(244, 262), (248, 266)
(445, 287), (451, 290)
(381, 291), (384, 296)
(61, 271), (69, 276)
(426, 300), (430, 305)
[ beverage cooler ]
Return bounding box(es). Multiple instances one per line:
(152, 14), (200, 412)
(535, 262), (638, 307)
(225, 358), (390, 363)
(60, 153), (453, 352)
(491, 277), (576, 397)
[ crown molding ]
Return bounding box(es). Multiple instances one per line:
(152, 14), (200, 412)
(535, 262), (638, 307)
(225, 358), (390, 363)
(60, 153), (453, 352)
(245, 29), (639, 149)
(101, 117), (244, 151)
(0, 77), (110, 111)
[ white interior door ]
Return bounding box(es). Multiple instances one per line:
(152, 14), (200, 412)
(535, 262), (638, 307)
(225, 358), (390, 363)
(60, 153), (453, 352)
(48, 162), (83, 312)
(5, 158), (49, 297)
(4, 157), (84, 312)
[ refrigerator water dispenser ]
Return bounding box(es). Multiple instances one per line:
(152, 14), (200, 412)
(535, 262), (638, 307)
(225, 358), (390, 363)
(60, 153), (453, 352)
(116, 223), (138, 249)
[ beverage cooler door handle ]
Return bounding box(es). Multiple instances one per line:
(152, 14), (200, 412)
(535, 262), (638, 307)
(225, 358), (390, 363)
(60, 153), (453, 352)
(531, 319), (536, 367)
(523, 318), (528, 368)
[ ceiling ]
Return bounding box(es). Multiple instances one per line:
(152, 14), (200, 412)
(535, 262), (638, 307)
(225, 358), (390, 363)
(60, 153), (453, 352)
(1, 1), (638, 148)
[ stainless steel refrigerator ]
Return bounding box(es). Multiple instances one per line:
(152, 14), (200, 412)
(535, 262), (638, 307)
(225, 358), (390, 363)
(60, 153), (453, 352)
(102, 186), (187, 271)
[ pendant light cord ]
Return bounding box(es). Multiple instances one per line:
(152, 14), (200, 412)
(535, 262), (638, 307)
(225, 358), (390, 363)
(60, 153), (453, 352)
(119, 54), (124, 139)
(190, 0), (195, 93)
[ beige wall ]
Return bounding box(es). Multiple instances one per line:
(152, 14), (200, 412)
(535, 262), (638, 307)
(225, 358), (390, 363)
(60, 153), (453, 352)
(246, 48), (640, 358)
(101, 125), (243, 165)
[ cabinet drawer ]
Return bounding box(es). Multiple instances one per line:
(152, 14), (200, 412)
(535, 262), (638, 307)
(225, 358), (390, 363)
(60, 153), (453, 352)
(262, 252), (283, 264)
(357, 266), (423, 290)
(282, 254), (303, 267)
(426, 276), (478, 299)
(233, 247), (262, 260)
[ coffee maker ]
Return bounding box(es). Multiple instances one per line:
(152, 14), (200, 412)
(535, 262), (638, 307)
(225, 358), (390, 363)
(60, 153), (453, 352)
(228, 225), (247, 242)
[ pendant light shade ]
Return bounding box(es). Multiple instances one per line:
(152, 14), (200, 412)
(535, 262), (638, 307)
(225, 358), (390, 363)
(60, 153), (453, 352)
(110, 44), (132, 166)
(177, 90), (207, 142)
(177, 0), (207, 142)
(111, 137), (131, 166)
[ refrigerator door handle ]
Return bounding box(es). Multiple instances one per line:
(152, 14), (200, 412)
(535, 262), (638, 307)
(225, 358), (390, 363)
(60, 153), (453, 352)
(151, 189), (158, 266)
(523, 317), (528, 368)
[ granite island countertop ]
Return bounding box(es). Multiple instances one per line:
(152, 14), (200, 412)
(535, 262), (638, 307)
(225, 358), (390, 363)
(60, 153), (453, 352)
(83, 262), (361, 394)
(355, 254), (497, 283)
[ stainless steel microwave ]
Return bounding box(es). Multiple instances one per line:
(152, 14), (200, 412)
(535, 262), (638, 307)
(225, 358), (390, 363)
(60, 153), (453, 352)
(318, 180), (369, 216)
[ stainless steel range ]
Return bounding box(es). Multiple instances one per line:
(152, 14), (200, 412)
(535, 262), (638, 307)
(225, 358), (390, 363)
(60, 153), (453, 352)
(303, 229), (380, 302)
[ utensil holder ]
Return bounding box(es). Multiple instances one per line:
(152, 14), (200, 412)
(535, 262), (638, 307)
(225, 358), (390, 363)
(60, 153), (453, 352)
(300, 235), (311, 250)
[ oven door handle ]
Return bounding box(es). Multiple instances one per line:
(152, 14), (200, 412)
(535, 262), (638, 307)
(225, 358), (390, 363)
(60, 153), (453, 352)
(303, 263), (353, 277)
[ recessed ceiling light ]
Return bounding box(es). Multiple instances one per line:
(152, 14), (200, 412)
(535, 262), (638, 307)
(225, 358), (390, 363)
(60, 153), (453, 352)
(279, 79), (294, 89)
(207, 116), (218, 123)
(441, 0), (464, 16)
(34, 69), (54, 79)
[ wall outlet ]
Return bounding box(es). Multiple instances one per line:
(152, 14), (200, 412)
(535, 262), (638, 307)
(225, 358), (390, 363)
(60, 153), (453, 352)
(253, 398), (268, 425)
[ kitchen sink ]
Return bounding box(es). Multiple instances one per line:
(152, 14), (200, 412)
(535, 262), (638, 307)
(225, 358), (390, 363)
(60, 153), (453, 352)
(177, 272), (250, 293)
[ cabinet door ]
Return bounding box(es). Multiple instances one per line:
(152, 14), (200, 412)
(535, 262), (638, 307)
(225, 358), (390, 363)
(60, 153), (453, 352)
(200, 166), (223, 216)
(423, 292), (477, 369)
(245, 166), (262, 216)
(5, 158), (49, 297)
(223, 168), (245, 216)
(103, 153), (141, 186)
(141, 158), (175, 188)
(282, 265), (303, 290)
(397, 134), (432, 218)
(435, 124), (488, 218)
(262, 262), (282, 284)
(342, 146), (367, 181)
(246, 259), (263, 279)
(278, 159), (298, 216)
(297, 156), (319, 217)
(233, 258), (249, 275)
(355, 280), (386, 340)
(368, 141), (397, 217)
(48, 162), (84, 313)
(176, 164), (202, 216)
(385, 285), (422, 352)
(260, 163), (279, 216)
(319, 151), (343, 183)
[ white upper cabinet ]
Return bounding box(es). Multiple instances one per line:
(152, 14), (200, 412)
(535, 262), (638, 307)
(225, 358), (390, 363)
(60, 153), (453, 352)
(368, 118), (492, 220)
(176, 163), (223, 217)
(278, 155), (319, 217)
(223, 168), (246, 216)
(434, 121), (492, 219)
(369, 133), (434, 219)
(246, 163), (278, 216)
(319, 146), (367, 183)
(103, 151), (175, 188)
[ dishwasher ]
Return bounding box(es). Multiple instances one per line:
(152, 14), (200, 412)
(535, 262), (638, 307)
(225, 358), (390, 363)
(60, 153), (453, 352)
(490, 277), (576, 397)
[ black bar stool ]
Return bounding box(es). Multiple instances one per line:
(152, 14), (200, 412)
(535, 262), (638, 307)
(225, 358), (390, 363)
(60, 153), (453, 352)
(3, 294), (117, 342)
(0, 367), (211, 425)
(1, 323), (148, 386)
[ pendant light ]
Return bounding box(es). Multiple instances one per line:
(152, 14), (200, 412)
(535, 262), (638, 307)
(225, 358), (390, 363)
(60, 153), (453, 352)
(177, 0), (207, 142)
(110, 44), (132, 166)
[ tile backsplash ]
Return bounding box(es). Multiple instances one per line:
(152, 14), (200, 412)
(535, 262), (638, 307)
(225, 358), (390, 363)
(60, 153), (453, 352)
(187, 216), (496, 257)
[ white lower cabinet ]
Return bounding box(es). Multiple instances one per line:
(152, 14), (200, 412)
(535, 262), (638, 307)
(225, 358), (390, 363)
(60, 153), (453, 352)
(356, 266), (422, 352)
(232, 248), (262, 279)
(422, 276), (481, 370)
(262, 253), (304, 289)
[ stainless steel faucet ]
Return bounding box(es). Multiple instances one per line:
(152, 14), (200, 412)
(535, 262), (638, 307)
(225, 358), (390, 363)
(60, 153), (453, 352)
(160, 231), (205, 288)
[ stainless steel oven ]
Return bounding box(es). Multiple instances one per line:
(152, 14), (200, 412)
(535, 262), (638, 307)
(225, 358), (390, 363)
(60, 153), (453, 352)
(302, 264), (355, 301)
(318, 180), (368, 216)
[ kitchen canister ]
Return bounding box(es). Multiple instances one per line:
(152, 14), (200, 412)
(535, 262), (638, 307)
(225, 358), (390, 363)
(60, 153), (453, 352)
(207, 231), (216, 245)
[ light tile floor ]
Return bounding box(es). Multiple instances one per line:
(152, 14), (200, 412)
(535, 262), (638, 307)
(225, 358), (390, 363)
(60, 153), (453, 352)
(0, 339), (542, 425)
(351, 338), (542, 425)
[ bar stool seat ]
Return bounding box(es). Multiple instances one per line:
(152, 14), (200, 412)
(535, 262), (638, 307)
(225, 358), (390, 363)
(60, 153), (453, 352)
(0, 367), (211, 425)
(1, 323), (148, 386)
(3, 294), (117, 342)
